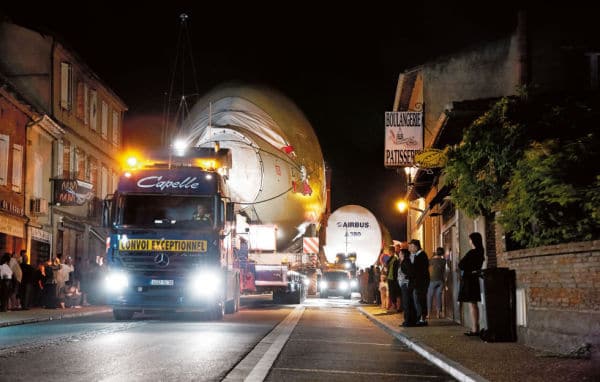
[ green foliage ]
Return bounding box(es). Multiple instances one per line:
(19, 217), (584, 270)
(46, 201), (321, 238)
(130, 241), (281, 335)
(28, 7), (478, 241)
(444, 97), (526, 217)
(444, 92), (600, 247)
(499, 138), (600, 247)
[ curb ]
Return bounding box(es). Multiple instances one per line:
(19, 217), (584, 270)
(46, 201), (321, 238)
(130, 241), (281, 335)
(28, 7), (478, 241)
(357, 307), (489, 382)
(0, 307), (112, 328)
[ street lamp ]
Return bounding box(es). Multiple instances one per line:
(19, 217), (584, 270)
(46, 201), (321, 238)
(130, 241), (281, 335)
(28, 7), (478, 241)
(404, 166), (419, 186)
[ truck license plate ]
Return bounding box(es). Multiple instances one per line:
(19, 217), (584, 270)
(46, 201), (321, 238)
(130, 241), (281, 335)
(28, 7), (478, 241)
(151, 279), (174, 286)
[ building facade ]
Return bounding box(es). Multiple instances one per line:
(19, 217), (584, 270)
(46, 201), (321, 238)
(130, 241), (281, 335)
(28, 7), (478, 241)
(392, 10), (599, 353)
(0, 20), (127, 266)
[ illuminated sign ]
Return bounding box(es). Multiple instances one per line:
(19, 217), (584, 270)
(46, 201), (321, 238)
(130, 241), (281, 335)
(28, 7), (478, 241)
(137, 176), (200, 190)
(384, 111), (423, 167)
(119, 239), (207, 252)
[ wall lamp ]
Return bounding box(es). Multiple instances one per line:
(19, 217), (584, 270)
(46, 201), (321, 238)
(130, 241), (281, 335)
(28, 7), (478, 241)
(396, 200), (424, 214)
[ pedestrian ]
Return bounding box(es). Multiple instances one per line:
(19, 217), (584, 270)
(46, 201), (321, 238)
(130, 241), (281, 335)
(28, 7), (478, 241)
(374, 266), (381, 305)
(386, 245), (401, 313)
(367, 266), (376, 304)
(43, 259), (58, 308)
(378, 273), (389, 310)
(408, 239), (430, 326)
(359, 268), (369, 303)
(9, 251), (23, 310)
(458, 232), (485, 336)
(0, 253), (13, 311)
(399, 248), (417, 326)
(427, 247), (447, 319)
(19, 250), (35, 310)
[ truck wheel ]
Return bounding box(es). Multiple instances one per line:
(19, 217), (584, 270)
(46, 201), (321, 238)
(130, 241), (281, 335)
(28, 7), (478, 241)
(321, 292), (328, 299)
(344, 293), (351, 300)
(211, 303), (224, 320)
(113, 309), (134, 320)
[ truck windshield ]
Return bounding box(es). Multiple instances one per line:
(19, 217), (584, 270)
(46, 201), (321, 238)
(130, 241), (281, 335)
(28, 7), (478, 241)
(120, 195), (215, 228)
(324, 272), (348, 281)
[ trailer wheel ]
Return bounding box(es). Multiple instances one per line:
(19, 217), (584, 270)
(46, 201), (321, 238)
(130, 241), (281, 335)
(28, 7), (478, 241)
(113, 309), (134, 320)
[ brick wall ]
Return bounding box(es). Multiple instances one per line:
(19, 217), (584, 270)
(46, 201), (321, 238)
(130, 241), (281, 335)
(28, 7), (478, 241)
(500, 240), (600, 311)
(496, 239), (600, 357)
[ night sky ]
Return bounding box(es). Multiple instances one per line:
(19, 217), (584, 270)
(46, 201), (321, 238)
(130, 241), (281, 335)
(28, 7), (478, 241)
(1, 2), (522, 240)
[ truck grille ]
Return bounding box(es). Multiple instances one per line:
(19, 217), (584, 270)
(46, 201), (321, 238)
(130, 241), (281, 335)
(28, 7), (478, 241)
(115, 252), (210, 274)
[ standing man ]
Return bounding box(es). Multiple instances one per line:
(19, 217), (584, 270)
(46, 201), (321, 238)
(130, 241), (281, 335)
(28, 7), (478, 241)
(408, 239), (430, 326)
(19, 250), (35, 310)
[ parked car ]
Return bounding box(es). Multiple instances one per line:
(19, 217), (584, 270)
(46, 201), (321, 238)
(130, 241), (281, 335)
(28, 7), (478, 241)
(319, 270), (352, 299)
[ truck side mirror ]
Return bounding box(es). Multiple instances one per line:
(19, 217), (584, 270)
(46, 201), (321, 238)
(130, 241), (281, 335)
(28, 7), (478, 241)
(102, 198), (112, 228)
(225, 202), (235, 222)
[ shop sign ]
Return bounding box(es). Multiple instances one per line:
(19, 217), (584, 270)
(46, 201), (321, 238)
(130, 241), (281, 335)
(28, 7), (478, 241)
(0, 199), (24, 216)
(0, 214), (25, 238)
(52, 179), (94, 206)
(384, 111), (423, 167)
(30, 227), (52, 243)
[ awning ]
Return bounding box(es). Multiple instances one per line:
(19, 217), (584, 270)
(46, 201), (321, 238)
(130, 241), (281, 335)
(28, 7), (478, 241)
(429, 185), (452, 209)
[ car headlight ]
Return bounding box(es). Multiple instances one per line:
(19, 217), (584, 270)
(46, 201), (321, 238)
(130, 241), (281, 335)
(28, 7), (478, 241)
(189, 271), (221, 296)
(303, 278), (310, 287)
(350, 279), (358, 288)
(105, 272), (129, 293)
(339, 281), (349, 290)
(319, 281), (328, 290)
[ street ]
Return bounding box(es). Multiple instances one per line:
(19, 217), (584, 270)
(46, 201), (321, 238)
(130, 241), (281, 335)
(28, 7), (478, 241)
(0, 295), (454, 381)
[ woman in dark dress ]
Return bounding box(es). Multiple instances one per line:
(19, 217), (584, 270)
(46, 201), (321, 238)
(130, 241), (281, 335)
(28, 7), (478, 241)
(458, 232), (485, 336)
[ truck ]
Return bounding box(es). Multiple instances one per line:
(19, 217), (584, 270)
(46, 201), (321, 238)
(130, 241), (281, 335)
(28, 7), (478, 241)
(102, 147), (240, 320)
(234, 223), (308, 304)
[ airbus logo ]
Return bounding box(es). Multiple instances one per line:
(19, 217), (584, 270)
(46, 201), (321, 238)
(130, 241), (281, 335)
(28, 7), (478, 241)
(154, 253), (170, 268)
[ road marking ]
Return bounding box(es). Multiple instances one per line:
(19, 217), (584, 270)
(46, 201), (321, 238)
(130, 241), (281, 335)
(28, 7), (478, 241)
(272, 367), (445, 379)
(222, 305), (304, 382)
(289, 338), (396, 347)
(358, 307), (489, 382)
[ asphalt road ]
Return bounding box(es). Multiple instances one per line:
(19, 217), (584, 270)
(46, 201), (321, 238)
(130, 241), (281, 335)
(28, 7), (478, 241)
(0, 295), (454, 381)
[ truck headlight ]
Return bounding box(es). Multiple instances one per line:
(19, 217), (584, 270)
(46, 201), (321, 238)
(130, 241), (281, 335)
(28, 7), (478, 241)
(319, 281), (328, 290)
(339, 281), (349, 291)
(189, 271), (221, 296)
(105, 272), (129, 293)
(350, 279), (358, 288)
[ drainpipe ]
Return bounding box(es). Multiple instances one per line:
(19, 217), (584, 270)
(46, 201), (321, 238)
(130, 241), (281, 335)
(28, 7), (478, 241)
(517, 10), (530, 87)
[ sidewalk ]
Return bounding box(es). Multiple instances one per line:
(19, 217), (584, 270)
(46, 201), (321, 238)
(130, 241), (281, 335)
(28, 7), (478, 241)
(0, 305), (112, 328)
(359, 305), (599, 382)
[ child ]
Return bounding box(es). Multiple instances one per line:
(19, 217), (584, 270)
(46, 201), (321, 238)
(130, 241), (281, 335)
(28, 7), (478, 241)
(378, 274), (389, 310)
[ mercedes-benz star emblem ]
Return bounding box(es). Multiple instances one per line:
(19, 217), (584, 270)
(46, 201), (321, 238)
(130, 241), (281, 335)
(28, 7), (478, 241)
(154, 253), (170, 268)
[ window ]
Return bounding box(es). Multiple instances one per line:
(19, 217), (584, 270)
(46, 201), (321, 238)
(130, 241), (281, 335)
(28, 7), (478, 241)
(12, 144), (23, 192)
(33, 152), (43, 197)
(0, 134), (8, 186)
(112, 111), (120, 146)
(90, 89), (97, 131)
(101, 101), (108, 139)
(60, 62), (73, 110)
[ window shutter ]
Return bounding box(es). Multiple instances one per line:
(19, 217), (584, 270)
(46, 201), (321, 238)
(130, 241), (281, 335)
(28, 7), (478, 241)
(60, 62), (72, 110)
(0, 134), (9, 185)
(112, 111), (119, 146)
(76, 82), (85, 119)
(62, 140), (71, 178)
(90, 90), (97, 131)
(34, 152), (43, 197)
(101, 101), (108, 139)
(11, 144), (23, 192)
(101, 165), (108, 199)
(84, 83), (89, 125)
(55, 140), (63, 177)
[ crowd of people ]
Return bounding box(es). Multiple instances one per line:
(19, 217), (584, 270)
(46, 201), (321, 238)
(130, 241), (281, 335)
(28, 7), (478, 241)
(0, 251), (106, 312)
(357, 232), (484, 334)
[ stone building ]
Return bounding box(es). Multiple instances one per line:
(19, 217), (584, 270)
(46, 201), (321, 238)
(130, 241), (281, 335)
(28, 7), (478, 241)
(392, 10), (599, 355)
(0, 19), (127, 266)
